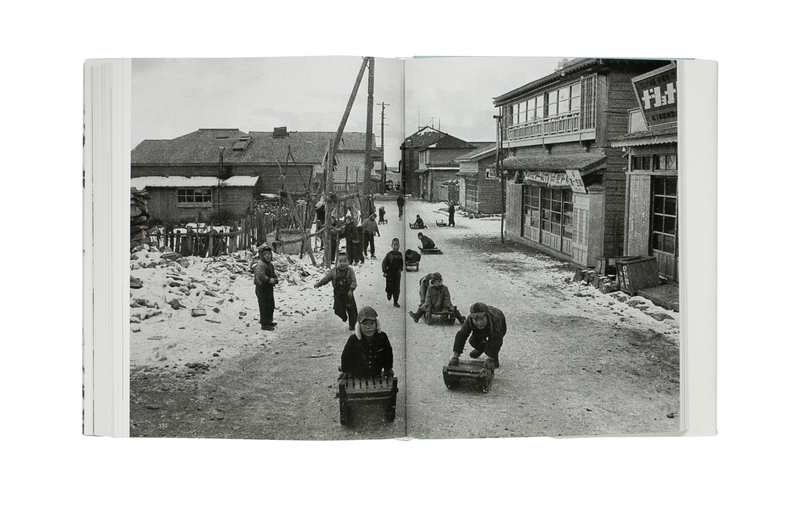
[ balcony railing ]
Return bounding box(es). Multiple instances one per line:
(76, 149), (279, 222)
(507, 111), (591, 141)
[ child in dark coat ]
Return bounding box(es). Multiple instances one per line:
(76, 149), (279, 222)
(340, 306), (393, 377)
(253, 244), (279, 330)
(449, 302), (507, 370)
(408, 272), (465, 324)
(417, 232), (436, 250)
(314, 253), (359, 330)
(381, 238), (404, 308)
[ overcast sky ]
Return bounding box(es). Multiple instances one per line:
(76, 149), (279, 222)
(132, 55), (565, 166)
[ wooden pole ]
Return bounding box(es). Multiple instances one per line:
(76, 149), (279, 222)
(363, 57), (375, 211)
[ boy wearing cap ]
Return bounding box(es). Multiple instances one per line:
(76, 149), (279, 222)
(408, 272), (465, 324)
(314, 252), (359, 330)
(381, 238), (404, 308)
(254, 244), (279, 330)
(341, 306), (394, 377)
(449, 303), (507, 370)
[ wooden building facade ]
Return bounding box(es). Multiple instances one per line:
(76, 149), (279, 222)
(610, 63), (679, 282)
(455, 144), (504, 214)
(493, 58), (672, 268)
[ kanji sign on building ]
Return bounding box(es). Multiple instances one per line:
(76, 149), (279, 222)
(522, 170), (586, 193)
(632, 62), (677, 128)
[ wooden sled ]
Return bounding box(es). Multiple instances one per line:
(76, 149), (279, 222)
(418, 246), (443, 255)
(435, 220), (448, 227)
(423, 310), (456, 325)
(409, 222), (427, 229)
(336, 373), (398, 425)
(406, 261), (419, 271)
(442, 360), (494, 393)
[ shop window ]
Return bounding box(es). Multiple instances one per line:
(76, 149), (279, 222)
(633, 153), (677, 172)
(651, 177), (678, 255)
(177, 188), (212, 206)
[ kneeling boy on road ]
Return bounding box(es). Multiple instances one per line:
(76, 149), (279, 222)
(449, 302), (507, 370)
(408, 272), (465, 324)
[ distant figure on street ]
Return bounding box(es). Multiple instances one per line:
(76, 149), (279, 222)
(448, 202), (456, 226)
(397, 194), (405, 219)
(314, 252), (359, 330)
(381, 238), (404, 308)
(378, 206), (387, 224)
(254, 244), (278, 331)
(449, 302), (507, 370)
(408, 272), (465, 324)
(362, 213), (380, 259)
(417, 232), (436, 250)
(340, 306), (394, 378)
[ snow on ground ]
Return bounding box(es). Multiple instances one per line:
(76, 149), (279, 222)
(410, 201), (680, 341)
(130, 198), (678, 373)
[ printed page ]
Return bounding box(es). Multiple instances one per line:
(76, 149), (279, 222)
(128, 57), (408, 439)
(401, 56), (689, 438)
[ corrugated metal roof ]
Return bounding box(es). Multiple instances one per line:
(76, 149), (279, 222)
(609, 126), (678, 147)
(502, 153), (606, 172)
(130, 176), (259, 189)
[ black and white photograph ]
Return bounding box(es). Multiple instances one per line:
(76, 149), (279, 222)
(126, 56), (683, 440)
(9, 2), (800, 519)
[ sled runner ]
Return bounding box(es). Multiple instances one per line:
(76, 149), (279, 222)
(442, 360), (494, 393)
(336, 373), (398, 425)
(418, 246), (443, 255)
(409, 222), (426, 229)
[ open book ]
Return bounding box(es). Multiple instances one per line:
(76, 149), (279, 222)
(83, 56), (717, 439)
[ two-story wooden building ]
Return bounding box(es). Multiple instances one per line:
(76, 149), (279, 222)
(493, 58), (672, 267)
(455, 144), (504, 214)
(400, 126), (476, 199)
(131, 128), (378, 225)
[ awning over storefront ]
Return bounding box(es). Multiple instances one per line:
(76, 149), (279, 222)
(502, 153), (606, 173)
(502, 153), (606, 193)
(609, 125), (677, 148)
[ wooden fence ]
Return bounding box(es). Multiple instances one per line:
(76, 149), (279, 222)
(145, 198), (312, 258)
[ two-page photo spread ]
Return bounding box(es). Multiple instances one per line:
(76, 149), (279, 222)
(123, 56), (684, 439)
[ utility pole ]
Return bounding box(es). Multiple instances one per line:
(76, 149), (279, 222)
(363, 57), (375, 208)
(495, 113), (504, 244)
(377, 101), (388, 194)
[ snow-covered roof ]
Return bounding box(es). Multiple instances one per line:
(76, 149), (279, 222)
(131, 176), (259, 189)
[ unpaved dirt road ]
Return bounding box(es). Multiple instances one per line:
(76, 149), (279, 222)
(131, 196), (679, 439)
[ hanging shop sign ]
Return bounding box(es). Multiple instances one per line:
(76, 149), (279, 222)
(522, 170), (586, 193)
(632, 62), (677, 128)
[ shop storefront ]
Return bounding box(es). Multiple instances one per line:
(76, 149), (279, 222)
(505, 158), (606, 267)
(612, 62), (679, 282)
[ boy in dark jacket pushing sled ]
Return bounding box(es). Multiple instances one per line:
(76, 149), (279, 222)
(449, 302), (507, 370)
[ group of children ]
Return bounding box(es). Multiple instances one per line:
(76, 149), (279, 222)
(254, 205), (507, 382)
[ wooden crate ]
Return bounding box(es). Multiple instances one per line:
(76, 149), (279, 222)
(336, 374), (398, 425)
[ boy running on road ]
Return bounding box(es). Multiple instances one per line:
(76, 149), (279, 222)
(314, 253), (359, 330)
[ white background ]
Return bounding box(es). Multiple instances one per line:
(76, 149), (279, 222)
(2, 2), (795, 519)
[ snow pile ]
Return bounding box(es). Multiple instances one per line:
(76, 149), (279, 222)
(129, 244), (330, 368)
